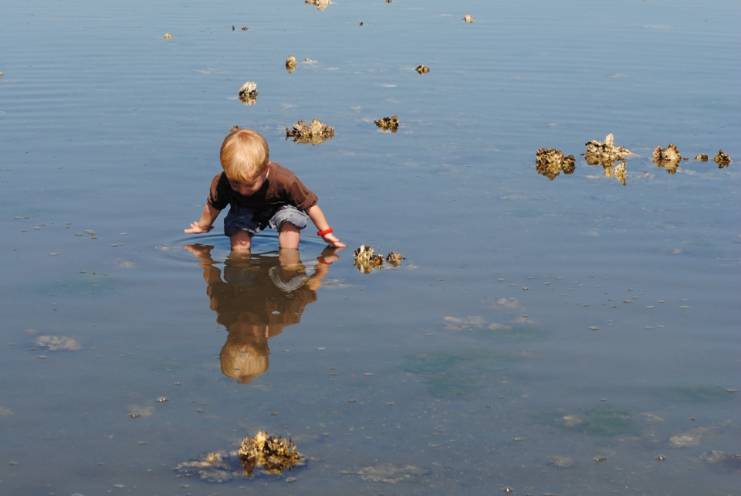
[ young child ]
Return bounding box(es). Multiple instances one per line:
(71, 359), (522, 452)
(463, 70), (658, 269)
(185, 243), (339, 383)
(185, 127), (345, 252)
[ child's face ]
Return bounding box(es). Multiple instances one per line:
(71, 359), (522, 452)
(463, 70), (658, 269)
(228, 172), (267, 196)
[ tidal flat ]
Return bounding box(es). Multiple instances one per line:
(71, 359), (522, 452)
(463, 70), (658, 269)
(0, 0), (739, 495)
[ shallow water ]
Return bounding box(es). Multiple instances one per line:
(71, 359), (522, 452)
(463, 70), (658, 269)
(1, 0), (740, 494)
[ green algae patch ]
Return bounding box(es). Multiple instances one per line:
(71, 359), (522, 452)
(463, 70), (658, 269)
(551, 405), (640, 437)
(663, 385), (735, 404)
(37, 271), (117, 298)
(402, 350), (520, 398)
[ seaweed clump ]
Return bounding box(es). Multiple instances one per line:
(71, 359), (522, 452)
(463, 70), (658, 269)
(238, 81), (258, 105)
(415, 65), (430, 74)
(584, 133), (632, 166)
(535, 148), (576, 180)
(238, 431), (304, 475)
(714, 150), (731, 168)
(285, 119), (335, 144)
(354, 246), (405, 273)
(285, 56), (297, 73)
(375, 115), (399, 133)
(652, 144), (681, 174)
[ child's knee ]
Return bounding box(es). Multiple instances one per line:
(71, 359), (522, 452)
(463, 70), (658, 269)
(230, 231), (252, 251)
(278, 221), (301, 233)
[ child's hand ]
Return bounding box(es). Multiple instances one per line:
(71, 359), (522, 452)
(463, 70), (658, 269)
(184, 221), (213, 234)
(317, 246), (343, 265)
(322, 233), (346, 248)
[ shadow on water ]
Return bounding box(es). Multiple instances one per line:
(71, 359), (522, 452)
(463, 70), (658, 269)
(185, 243), (339, 383)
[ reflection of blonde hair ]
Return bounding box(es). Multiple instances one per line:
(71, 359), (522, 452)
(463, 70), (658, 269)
(220, 339), (269, 384)
(220, 128), (269, 183)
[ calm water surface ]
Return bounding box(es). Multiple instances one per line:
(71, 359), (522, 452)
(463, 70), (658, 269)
(1, 0), (740, 494)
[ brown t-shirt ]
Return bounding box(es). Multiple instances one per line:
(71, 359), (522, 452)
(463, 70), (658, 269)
(207, 162), (318, 212)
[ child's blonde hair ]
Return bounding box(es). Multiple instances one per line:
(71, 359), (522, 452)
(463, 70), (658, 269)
(220, 338), (269, 384)
(220, 127), (270, 183)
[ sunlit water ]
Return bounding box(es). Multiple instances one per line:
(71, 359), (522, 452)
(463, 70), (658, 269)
(1, 0), (740, 494)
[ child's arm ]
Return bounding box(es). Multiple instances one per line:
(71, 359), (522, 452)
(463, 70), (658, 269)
(186, 174), (227, 234)
(306, 204), (346, 248)
(184, 202), (220, 234)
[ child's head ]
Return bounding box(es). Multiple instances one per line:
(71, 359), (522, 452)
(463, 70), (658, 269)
(220, 127), (270, 184)
(220, 333), (269, 384)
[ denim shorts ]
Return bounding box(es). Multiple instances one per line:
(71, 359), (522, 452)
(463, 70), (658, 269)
(224, 205), (309, 237)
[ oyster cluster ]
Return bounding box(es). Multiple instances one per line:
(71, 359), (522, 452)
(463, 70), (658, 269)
(375, 115), (399, 132)
(584, 133), (633, 166)
(535, 148), (575, 180)
(285, 55), (297, 73)
(583, 133), (632, 185)
(238, 81), (258, 105)
(652, 144), (682, 174)
(239, 431), (304, 476)
(354, 245), (405, 273)
(714, 150), (731, 168)
(612, 162), (627, 185)
(285, 119), (335, 144)
(305, 0), (331, 11)
(415, 65), (430, 74)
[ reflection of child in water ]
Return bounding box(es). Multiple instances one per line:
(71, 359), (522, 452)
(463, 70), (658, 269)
(186, 245), (338, 383)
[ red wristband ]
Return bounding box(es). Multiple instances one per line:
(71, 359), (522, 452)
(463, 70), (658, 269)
(317, 227), (334, 238)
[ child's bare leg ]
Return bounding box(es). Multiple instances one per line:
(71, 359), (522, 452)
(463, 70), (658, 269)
(278, 222), (301, 250)
(278, 247), (301, 269)
(230, 231), (252, 254)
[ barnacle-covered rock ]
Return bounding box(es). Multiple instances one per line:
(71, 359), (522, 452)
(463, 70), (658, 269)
(375, 115), (399, 132)
(463, 14), (475, 23)
(385, 251), (405, 266)
(714, 150), (731, 168)
(695, 153), (709, 162)
(239, 431), (304, 475)
(652, 144), (681, 173)
(285, 119), (335, 144)
(584, 133), (633, 166)
(238, 81), (258, 105)
(305, 0), (331, 11)
(415, 65), (430, 74)
(285, 56), (297, 73)
(535, 148), (576, 180)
